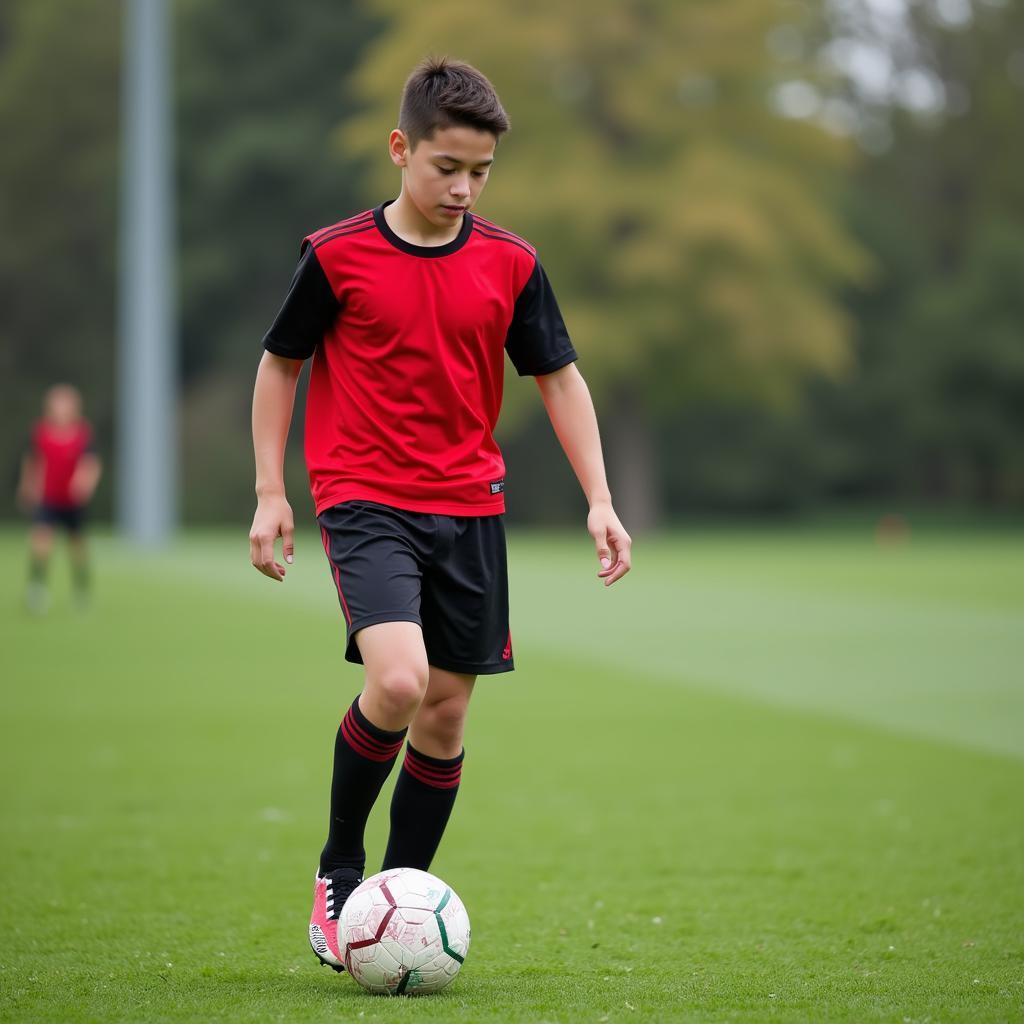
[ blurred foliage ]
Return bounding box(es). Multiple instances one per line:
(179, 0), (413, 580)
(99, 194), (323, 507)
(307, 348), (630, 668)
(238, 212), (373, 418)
(0, 0), (120, 516)
(1, 0), (1021, 526)
(804, 0), (1024, 509)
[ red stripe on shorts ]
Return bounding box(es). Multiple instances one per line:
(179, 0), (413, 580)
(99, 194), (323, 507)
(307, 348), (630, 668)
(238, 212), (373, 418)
(319, 525), (352, 625)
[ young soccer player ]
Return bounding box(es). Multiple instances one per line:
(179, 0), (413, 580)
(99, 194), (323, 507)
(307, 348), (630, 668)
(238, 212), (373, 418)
(18, 384), (102, 613)
(248, 57), (632, 971)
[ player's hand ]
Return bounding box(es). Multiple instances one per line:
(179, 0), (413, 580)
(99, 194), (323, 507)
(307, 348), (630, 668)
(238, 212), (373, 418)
(249, 494), (295, 582)
(15, 472), (41, 513)
(587, 501), (632, 587)
(69, 477), (92, 504)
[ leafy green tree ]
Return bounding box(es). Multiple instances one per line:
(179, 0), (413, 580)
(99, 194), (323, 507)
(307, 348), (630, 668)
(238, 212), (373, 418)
(343, 0), (869, 526)
(814, 0), (1024, 507)
(0, 0), (120, 516)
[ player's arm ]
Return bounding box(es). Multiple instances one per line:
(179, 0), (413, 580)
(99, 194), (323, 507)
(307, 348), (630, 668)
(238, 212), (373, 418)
(70, 453), (102, 505)
(250, 242), (338, 581)
(250, 351), (303, 582)
(535, 363), (632, 586)
(16, 450), (42, 512)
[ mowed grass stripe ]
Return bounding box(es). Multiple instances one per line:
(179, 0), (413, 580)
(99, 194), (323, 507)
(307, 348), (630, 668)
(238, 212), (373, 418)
(1, 530), (1022, 1022)
(53, 527), (1024, 759)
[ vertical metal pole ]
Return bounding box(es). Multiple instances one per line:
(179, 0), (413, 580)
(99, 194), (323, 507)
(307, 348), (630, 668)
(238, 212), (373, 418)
(118, 0), (176, 544)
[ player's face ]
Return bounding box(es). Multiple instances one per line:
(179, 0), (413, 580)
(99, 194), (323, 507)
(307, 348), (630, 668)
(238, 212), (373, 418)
(395, 125), (496, 228)
(45, 386), (81, 425)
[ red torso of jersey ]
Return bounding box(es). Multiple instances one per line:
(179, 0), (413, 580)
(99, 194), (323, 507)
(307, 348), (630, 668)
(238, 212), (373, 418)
(32, 419), (93, 507)
(304, 209), (539, 517)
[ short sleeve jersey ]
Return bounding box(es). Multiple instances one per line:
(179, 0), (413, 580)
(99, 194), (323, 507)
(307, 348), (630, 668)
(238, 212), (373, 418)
(31, 419), (94, 508)
(263, 202), (577, 516)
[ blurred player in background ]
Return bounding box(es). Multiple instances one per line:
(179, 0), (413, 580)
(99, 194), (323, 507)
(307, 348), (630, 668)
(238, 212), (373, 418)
(17, 384), (102, 613)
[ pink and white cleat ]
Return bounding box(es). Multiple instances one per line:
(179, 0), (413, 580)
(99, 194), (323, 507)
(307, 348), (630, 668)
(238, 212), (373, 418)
(309, 867), (363, 972)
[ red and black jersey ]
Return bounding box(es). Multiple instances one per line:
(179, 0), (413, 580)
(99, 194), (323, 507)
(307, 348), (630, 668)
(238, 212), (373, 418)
(263, 202), (577, 517)
(31, 419), (94, 508)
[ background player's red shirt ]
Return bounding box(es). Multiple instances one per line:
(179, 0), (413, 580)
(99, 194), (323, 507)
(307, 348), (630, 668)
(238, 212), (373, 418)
(31, 419), (94, 508)
(263, 203), (577, 517)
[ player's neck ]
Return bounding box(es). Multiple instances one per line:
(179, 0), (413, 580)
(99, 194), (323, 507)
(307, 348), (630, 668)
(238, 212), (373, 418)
(45, 418), (80, 433)
(385, 193), (463, 248)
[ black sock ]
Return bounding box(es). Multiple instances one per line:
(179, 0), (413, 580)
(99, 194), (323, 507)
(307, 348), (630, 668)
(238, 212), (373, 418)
(319, 697), (406, 876)
(381, 744), (463, 872)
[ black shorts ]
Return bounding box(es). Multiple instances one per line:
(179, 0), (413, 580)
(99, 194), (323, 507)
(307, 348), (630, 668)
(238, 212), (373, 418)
(33, 503), (86, 534)
(317, 500), (514, 676)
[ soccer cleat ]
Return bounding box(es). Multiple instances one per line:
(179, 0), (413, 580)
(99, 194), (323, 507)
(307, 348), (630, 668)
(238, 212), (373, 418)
(309, 867), (363, 972)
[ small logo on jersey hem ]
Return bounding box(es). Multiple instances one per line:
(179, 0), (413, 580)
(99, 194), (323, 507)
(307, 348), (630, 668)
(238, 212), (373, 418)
(490, 480), (505, 495)
(502, 631), (512, 661)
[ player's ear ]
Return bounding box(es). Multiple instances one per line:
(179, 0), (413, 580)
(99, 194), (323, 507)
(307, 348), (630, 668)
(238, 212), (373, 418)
(389, 129), (410, 168)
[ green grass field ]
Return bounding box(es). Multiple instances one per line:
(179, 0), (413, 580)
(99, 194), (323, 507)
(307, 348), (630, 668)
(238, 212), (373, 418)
(1, 526), (1022, 1022)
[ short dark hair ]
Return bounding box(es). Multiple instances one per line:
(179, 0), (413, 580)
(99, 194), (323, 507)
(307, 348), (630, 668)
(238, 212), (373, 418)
(399, 56), (510, 149)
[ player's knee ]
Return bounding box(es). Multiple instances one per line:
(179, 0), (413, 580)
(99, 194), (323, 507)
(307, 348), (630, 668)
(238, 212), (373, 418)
(371, 666), (428, 719)
(420, 694), (469, 748)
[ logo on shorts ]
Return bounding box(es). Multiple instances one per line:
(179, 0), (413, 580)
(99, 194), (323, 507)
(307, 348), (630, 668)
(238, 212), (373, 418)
(490, 479), (505, 495)
(502, 631), (512, 661)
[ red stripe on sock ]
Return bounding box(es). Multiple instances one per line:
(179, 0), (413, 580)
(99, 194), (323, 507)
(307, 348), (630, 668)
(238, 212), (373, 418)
(406, 753), (461, 781)
(340, 712), (402, 763)
(345, 712), (391, 753)
(407, 763), (461, 784)
(406, 747), (462, 772)
(340, 716), (394, 762)
(403, 751), (462, 789)
(343, 712), (403, 759)
(346, 710), (403, 757)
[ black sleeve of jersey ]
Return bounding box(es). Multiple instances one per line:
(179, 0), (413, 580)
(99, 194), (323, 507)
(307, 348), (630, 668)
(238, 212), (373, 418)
(262, 243), (340, 360)
(504, 259), (578, 377)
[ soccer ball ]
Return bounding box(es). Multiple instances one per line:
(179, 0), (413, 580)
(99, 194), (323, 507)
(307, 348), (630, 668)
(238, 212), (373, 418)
(337, 868), (470, 995)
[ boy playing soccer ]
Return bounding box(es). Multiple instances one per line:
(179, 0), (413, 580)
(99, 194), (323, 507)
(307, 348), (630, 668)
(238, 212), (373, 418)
(248, 57), (631, 971)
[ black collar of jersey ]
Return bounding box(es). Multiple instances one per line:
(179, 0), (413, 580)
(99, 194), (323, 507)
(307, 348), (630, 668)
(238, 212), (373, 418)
(373, 200), (475, 258)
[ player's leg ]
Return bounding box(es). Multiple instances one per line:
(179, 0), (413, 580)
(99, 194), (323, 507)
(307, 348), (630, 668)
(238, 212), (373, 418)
(67, 509), (90, 607)
(379, 512), (513, 871)
(381, 666), (474, 871)
(311, 621), (429, 972)
(319, 620), (429, 876)
(26, 520), (55, 613)
(310, 501), (433, 970)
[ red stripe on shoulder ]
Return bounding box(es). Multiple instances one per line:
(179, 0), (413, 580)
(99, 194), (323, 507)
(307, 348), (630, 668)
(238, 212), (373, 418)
(472, 215), (536, 254)
(307, 210), (374, 247)
(311, 222), (375, 250)
(472, 225), (537, 259)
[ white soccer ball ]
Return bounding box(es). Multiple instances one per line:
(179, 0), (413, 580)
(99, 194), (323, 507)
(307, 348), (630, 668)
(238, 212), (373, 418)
(337, 868), (471, 995)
